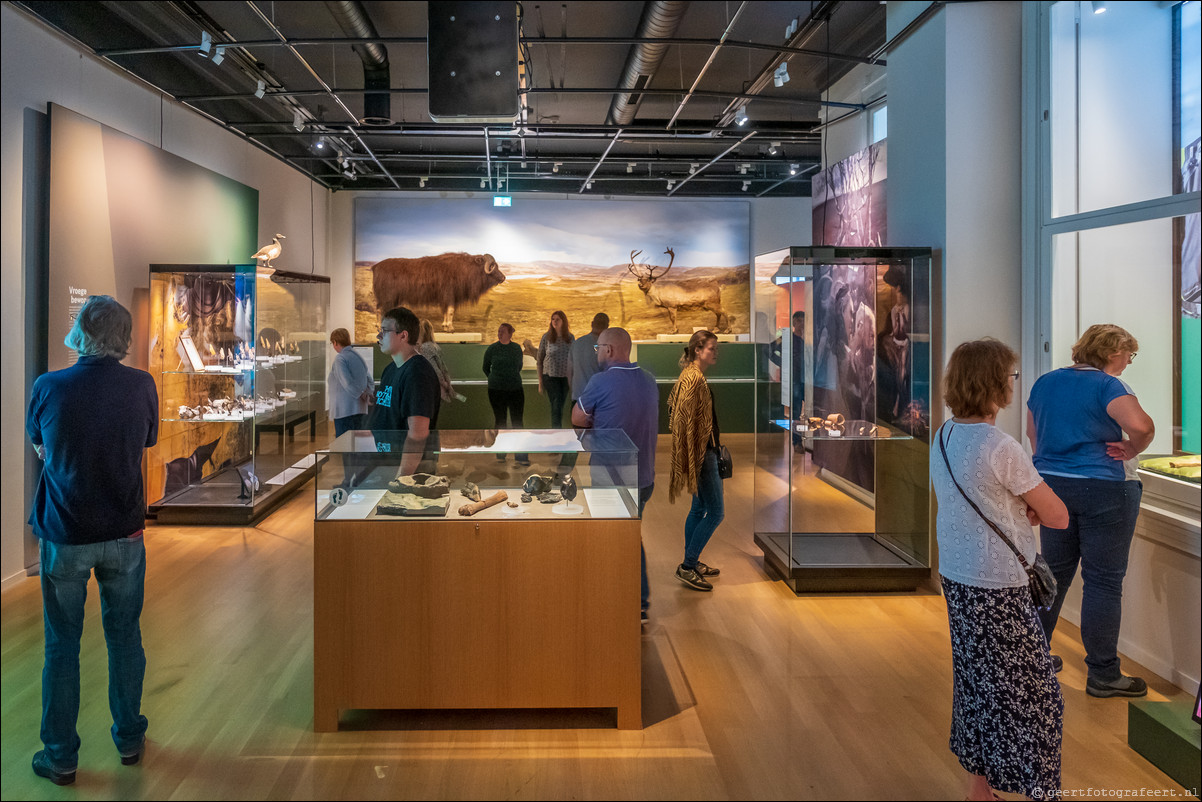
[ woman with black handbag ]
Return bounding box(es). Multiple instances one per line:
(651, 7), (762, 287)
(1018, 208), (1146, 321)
(932, 339), (1069, 801)
(667, 330), (725, 592)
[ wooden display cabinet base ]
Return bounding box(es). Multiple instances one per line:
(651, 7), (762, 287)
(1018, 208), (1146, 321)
(314, 518), (642, 730)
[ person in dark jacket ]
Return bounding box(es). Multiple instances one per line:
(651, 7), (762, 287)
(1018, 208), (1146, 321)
(26, 295), (159, 785)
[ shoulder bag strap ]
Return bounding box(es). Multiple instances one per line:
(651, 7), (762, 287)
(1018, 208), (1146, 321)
(938, 425), (1033, 571)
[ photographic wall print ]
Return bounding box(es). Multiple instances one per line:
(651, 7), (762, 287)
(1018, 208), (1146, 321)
(353, 198), (750, 343)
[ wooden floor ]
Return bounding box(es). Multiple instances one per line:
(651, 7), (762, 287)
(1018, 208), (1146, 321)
(1, 434), (1194, 800)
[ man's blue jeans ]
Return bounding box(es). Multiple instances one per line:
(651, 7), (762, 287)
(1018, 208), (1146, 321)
(40, 536), (148, 769)
(638, 484), (654, 612)
(682, 450), (724, 570)
(1036, 475), (1142, 683)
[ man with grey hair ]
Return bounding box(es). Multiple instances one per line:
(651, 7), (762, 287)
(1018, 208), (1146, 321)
(26, 295), (158, 785)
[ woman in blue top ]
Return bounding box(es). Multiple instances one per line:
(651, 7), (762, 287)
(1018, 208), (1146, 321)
(1026, 324), (1155, 698)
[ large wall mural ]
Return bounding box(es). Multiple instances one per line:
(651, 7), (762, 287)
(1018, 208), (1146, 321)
(353, 198), (750, 343)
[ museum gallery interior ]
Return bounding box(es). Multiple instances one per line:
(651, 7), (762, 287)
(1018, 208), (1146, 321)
(1, 1), (1199, 799)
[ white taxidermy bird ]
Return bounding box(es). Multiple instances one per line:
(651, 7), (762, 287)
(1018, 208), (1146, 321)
(252, 233), (285, 268)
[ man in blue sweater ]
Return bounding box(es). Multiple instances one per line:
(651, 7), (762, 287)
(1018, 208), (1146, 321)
(26, 295), (158, 785)
(572, 327), (659, 622)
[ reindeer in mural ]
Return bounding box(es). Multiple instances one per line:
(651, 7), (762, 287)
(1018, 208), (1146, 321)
(627, 247), (734, 333)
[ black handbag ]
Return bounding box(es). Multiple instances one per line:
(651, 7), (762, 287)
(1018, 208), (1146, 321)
(938, 425), (1058, 610)
(716, 445), (733, 480)
(712, 430), (733, 480)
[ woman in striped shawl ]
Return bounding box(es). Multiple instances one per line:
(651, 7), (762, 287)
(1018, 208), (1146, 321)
(666, 330), (724, 592)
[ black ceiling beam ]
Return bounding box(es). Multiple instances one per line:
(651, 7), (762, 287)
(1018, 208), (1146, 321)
(179, 86), (861, 112)
(97, 36), (881, 66)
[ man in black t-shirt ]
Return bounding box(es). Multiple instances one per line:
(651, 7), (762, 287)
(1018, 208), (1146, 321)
(368, 306), (441, 475)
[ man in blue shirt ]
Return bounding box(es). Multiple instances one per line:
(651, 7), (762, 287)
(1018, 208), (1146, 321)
(26, 296), (158, 785)
(572, 327), (658, 622)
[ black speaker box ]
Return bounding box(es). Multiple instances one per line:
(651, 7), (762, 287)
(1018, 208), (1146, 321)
(427, 1), (520, 122)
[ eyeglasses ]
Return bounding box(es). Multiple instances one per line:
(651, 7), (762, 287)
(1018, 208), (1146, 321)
(594, 343), (612, 353)
(1009, 371), (1020, 380)
(377, 327), (397, 338)
(1128, 352), (1138, 363)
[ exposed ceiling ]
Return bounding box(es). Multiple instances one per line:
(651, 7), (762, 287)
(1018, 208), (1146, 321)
(13, 0), (887, 197)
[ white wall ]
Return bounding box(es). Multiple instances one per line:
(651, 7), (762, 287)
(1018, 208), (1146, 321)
(1, 5), (331, 582)
(821, 63), (887, 167)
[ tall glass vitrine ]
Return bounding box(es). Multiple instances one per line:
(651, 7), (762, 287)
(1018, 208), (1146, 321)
(147, 263), (331, 523)
(753, 247), (932, 592)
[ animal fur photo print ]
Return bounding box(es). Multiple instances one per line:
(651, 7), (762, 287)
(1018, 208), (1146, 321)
(353, 198), (750, 343)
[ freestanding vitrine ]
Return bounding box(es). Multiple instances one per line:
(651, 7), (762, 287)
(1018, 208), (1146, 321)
(147, 263), (330, 523)
(753, 247), (932, 592)
(312, 428), (644, 730)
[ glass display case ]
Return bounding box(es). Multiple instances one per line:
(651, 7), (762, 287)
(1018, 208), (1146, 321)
(148, 263), (331, 523)
(312, 427), (644, 731)
(753, 246), (932, 592)
(315, 428), (641, 521)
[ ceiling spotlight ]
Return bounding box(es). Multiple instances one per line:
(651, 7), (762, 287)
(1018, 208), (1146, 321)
(292, 109), (305, 132)
(342, 168), (356, 180)
(735, 105), (749, 126)
(586, 180), (593, 190)
(254, 79), (266, 99)
(198, 31), (212, 57)
(211, 46), (225, 66)
(1092, 0), (1106, 12)
(773, 62), (790, 88)
(789, 163), (798, 175)
(785, 18), (798, 39)
(627, 162), (636, 173)
(742, 180), (751, 192)
(738, 163), (748, 175)
(552, 162), (562, 173)
(481, 179), (487, 188)
(314, 138), (325, 151)
(666, 179), (676, 190)
(689, 163), (699, 175)
(768, 141), (781, 156)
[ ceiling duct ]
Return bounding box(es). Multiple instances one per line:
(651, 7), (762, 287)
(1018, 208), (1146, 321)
(607, 1), (689, 125)
(324, 0), (392, 125)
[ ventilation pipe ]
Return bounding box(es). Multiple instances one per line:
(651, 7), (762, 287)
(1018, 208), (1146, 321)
(606, 1), (690, 125)
(324, 0), (392, 125)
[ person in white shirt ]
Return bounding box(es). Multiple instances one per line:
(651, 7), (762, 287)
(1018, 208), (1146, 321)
(931, 338), (1068, 802)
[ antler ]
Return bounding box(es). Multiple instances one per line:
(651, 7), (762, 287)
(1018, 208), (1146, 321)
(627, 249), (644, 278)
(649, 247), (675, 280)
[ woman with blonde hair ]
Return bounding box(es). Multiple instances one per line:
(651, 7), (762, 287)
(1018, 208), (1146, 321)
(1027, 323), (1154, 696)
(667, 330), (724, 591)
(417, 318), (459, 403)
(932, 338), (1068, 801)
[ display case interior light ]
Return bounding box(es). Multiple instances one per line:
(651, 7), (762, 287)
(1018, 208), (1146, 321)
(493, 195), (512, 207)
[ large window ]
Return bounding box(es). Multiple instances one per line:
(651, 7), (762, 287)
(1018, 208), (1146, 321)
(1034, 0), (1201, 457)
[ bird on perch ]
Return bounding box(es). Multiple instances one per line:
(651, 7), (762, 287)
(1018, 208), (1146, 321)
(252, 234), (285, 268)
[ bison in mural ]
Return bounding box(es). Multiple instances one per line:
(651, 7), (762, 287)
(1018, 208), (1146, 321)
(627, 247), (734, 333)
(370, 252), (506, 332)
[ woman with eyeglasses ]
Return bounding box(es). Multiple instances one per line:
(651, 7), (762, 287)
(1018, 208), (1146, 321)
(933, 339), (1068, 802)
(1026, 324), (1155, 698)
(536, 310), (574, 427)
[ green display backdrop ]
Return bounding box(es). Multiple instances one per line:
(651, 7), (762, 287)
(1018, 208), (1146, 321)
(371, 342), (757, 433)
